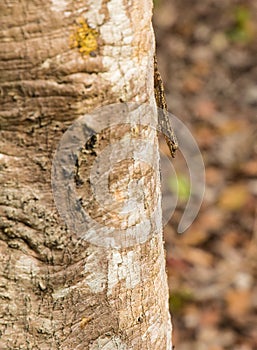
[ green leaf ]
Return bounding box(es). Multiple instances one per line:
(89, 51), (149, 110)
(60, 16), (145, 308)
(169, 289), (194, 314)
(227, 6), (253, 44)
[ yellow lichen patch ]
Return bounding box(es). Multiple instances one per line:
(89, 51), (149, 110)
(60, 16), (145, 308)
(70, 19), (98, 56)
(80, 316), (93, 328)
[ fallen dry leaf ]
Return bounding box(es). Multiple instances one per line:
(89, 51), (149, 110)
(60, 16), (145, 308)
(225, 289), (252, 317)
(218, 184), (249, 211)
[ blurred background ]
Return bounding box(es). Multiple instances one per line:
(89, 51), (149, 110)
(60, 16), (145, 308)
(153, 0), (257, 349)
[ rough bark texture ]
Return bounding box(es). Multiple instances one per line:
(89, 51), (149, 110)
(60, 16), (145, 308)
(0, 1), (172, 349)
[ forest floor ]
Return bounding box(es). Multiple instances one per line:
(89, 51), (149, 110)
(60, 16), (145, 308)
(153, 1), (257, 349)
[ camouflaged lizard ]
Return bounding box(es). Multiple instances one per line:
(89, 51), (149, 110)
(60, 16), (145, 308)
(154, 54), (178, 158)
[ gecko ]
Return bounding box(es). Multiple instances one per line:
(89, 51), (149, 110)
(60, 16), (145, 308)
(154, 54), (178, 158)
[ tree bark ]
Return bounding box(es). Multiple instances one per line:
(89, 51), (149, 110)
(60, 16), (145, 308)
(0, 1), (172, 349)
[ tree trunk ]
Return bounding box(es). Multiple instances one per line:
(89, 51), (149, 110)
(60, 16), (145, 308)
(0, 1), (172, 349)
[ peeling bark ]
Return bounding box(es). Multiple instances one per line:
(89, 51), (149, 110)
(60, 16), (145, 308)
(0, 1), (172, 349)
